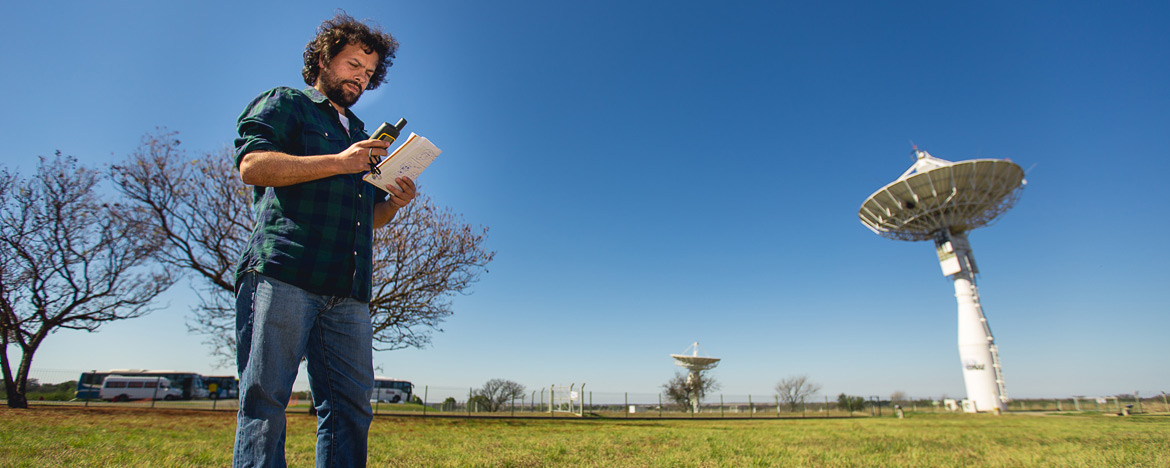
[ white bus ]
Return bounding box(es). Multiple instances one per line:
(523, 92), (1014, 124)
(99, 375), (184, 402)
(78, 370), (208, 400)
(371, 378), (414, 403)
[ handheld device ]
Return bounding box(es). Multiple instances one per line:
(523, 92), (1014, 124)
(371, 118), (408, 143)
(368, 118), (407, 174)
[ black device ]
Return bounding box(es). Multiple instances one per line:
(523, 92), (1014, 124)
(371, 118), (408, 143)
(368, 118), (407, 174)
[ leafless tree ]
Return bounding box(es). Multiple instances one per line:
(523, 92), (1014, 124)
(889, 390), (907, 405)
(474, 379), (526, 412)
(111, 130), (495, 365)
(369, 198), (494, 351)
(110, 131), (249, 365)
(0, 154), (175, 408)
(662, 370), (720, 413)
(775, 375), (822, 412)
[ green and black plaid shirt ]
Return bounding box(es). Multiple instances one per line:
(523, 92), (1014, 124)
(233, 86), (387, 302)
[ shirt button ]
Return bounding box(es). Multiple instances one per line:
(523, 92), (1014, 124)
(353, 251), (358, 256)
(357, 222), (361, 227)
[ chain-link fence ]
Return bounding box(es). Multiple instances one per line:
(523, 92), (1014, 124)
(6, 368), (1168, 418)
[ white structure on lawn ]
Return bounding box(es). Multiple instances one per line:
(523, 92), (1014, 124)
(859, 147), (1026, 413)
(670, 342), (721, 413)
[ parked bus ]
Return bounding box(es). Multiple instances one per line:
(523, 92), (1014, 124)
(76, 370), (208, 400)
(99, 375), (183, 402)
(202, 375), (239, 399)
(371, 377), (413, 403)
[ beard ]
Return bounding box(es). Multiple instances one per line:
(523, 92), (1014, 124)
(318, 67), (364, 109)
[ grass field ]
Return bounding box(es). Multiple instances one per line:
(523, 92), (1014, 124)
(1, 406), (1167, 467)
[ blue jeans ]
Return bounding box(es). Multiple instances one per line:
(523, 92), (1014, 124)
(233, 272), (374, 468)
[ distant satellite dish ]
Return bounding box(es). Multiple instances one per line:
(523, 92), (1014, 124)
(669, 342), (720, 413)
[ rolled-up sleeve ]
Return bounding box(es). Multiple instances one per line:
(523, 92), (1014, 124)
(233, 87), (300, 169)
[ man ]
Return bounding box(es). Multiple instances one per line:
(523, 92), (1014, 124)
(231, 13), (414, 468)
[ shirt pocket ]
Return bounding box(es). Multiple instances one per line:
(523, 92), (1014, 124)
(301, 124), (346, 156)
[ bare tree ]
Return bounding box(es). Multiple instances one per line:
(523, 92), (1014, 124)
(889, 390), (907, 405)
(662, 370), (720, 413)
(775, 375), (822, 412)
(0, 154), (175, 408)
(474, 379), (526, 412)
(369, 198), (494, 350)
(110, 131), (250, 364)
(111, 130), (494, 364)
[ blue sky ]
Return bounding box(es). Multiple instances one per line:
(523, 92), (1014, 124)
(3, 0), (1167, 401)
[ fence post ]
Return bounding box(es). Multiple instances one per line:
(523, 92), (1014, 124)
(748, 394), (753, 418)
(720, 394), (724, 418)
(658, 394), (662, 418)
(152, 376), (162, 409)
(85, 370), (95, 408)
(625, 392), (629, 418)
(1135, 391), (1142, 413)
(468, 388), (472, 416)
(423, 386), (428, 416)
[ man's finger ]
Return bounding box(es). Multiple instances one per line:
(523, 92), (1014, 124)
(358, 139), (391, 149)
(395, 177), (416, 193)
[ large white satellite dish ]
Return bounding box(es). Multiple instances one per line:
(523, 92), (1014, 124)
(859, 147), (1025, 413)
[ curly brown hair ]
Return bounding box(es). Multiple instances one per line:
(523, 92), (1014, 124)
(302, 12), (398, 90)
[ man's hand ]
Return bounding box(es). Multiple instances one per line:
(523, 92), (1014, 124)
(374, 177), (417, 228)
(335, 139), (392, 175)
(385, 177), (417, 209)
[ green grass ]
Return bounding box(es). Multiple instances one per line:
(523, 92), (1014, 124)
(1, 407), (1167, 467)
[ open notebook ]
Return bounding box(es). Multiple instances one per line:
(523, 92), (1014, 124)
(362, 132), (442, 193)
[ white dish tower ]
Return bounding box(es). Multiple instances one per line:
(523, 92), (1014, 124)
(859, 147), (1025, 413)
(670, 342), (721, 413)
